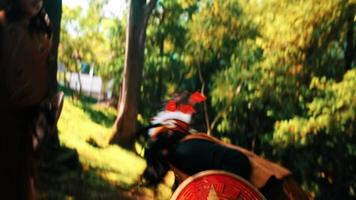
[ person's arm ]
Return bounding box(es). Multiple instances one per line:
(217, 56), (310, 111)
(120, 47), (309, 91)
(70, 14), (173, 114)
(142, 133), (175, 186)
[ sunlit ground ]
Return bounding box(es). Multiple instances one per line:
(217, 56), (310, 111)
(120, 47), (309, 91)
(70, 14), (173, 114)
(38, 92), (173, 200)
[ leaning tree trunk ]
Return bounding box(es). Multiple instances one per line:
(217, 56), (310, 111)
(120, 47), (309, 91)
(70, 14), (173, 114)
(110, 0), (157, 149)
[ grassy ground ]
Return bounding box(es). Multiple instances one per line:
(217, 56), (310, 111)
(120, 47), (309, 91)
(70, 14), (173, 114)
(37, 93), (173, 200)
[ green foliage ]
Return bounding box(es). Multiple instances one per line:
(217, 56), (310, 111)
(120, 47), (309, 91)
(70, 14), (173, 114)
(140, 0), (195, 121)
(274, 69), (355, 144)
(59, 0), (124, 89)
(203, 1), (355, 198)
(187, 0), (254, 61)
(139, 0), (356, 198)
(271, 71), (355, 199)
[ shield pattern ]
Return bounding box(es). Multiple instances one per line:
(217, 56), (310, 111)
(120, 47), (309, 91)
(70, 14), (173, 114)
(171, 170), (266, 200)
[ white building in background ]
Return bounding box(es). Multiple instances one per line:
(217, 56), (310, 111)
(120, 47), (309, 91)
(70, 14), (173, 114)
(58, 63), (114, 100)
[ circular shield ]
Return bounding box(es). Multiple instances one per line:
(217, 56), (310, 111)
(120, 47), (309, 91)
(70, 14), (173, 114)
(171, 170), (266, 200)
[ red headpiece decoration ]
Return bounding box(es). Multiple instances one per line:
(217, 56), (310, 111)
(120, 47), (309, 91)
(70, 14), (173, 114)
(164, 91), (206, 114)
(149, 91), (207, 137)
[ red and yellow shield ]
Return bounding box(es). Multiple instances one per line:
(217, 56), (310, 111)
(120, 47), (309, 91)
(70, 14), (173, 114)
(171, 170), (266, 200)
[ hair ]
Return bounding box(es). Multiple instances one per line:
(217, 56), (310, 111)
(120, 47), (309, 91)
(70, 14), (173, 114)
(29, 7), (52, 35)
(4, 0), (49, 33)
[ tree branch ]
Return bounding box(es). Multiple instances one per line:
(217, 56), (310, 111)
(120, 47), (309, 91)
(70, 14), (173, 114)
(143, 0), (157, 27)
(197, 59), (211, 135)
(211, 84), (241, 133)
(210, 111), (225, 132)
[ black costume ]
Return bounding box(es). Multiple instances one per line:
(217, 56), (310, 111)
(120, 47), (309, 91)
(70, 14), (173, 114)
(142, 123), (251, 186)
(141, 120), (309, 200)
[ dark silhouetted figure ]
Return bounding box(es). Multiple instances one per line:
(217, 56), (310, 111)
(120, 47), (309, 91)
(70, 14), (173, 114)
(0, 0), (53, 199)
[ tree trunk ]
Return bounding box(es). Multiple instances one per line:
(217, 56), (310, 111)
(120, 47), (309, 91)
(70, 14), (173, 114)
(156, 29), (164, 106)
(110, 0), (157, 149)
(344, 5), (355, 72)
(44, 0), (62, 96)
(74, 60), (83, 97)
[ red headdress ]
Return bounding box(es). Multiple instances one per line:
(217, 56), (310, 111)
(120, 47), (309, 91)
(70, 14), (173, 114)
(149, 91), (206, 137)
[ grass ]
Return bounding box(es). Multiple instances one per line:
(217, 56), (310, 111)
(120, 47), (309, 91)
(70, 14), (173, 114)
(58, 97), (146, 186)
(38, 93), (173, 200)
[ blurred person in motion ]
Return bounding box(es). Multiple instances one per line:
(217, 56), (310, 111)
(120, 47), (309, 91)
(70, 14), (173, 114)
(0, 0), (54, 199)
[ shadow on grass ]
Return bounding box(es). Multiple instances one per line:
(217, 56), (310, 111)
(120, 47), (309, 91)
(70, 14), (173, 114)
(59, 86), (116, 128)
(80, 102), (116, 128)
(36, 144), (152, 200)
(38, 167), (127, 200)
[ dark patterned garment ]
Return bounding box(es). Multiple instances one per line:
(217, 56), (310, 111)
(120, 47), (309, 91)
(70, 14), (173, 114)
(0, 1), (51, 200)
(171, 139), (251, 179)
(142, 129), (251, 186)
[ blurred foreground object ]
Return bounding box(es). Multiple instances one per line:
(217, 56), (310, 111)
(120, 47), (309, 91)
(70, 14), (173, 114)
(0, 0), (51, 111)
(0, 1), (53, 199)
